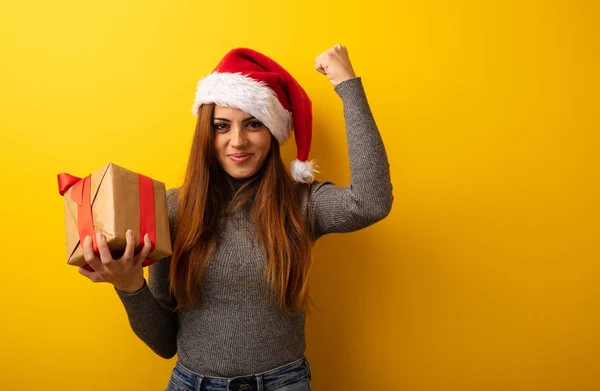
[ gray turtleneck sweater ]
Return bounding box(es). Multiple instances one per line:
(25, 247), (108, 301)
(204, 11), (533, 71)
(115, 77), (393, 377)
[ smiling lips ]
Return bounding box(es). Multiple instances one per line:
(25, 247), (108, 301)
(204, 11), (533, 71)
(228, 153), (253, 163)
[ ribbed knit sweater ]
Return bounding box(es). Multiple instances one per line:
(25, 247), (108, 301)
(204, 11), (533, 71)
(115, 77), (393, 377)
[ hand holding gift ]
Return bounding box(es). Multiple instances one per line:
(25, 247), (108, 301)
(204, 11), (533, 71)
(57, 163), (173, 292)
(78, 229), (152, 293)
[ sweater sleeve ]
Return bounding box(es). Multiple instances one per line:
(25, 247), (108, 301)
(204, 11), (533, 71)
(114, 188), (180, 358)
(307, 77), (393, 240)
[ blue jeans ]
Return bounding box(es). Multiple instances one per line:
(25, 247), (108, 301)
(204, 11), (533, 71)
(166, 356), (312, 391)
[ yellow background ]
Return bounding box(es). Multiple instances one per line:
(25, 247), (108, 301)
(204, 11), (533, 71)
(1, 0), (598, 390)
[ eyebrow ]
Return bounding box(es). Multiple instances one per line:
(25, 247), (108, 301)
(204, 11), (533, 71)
(213, 116), (257, 122)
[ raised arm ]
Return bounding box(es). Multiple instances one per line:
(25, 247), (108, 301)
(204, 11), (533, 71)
(307, 45), (393, 240)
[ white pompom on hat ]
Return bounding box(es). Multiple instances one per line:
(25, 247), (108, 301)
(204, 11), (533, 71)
(192, 48), (316, 183)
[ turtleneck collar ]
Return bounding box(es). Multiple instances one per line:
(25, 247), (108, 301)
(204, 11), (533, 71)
(223, 171), (261, 192)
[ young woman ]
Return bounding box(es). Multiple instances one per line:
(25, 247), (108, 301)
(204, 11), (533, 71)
(78, 44), (393, 391)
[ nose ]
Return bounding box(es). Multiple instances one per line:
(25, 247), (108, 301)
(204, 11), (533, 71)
(230, 126), (248, 148)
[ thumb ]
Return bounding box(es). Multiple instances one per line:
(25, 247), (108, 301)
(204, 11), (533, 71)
(314, 62), (326, 75)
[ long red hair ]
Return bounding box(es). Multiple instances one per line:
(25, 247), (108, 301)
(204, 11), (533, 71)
(169, 103), (315, 313)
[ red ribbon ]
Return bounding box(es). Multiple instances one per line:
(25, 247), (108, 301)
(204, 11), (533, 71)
(57, 170), (157, 271)
(137, 174), (157, 267)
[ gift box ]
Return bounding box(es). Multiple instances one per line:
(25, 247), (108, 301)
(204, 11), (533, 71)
(57, 162), (172, 270)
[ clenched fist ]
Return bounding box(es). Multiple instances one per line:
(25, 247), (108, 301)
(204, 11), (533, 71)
(314, 44), (357, 87)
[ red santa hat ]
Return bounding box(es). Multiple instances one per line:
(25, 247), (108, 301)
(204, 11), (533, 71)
(192, 47), (316, 183)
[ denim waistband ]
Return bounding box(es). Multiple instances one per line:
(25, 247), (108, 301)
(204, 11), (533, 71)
(168, 356), (312, 391)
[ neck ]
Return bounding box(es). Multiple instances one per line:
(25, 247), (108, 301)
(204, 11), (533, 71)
(222, 173), (259, 217)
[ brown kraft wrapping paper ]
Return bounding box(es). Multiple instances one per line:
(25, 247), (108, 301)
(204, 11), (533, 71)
(59, 162), (172, 268)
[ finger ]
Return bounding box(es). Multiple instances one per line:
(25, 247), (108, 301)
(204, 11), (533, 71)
(122, 229), (135, 261)
(314, 65), (326, 75)
(96, 233), (114, 265)
(82, 235), (104, 272)
(135, 234), (153, 266)
(333, 43), (347, 54)
(314, 60), (327, 75)
(78, 266), (101, 283)
(314, 51), (328, 64)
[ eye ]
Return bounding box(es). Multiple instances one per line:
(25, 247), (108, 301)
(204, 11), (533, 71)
(247, 121), (264, 130)
(213, 123), (229, 132)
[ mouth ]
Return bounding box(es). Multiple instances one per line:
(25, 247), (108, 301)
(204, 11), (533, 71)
(228, 153), (253, 163)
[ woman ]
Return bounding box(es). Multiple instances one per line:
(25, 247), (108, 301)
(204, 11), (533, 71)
(78, 44), (393, 391)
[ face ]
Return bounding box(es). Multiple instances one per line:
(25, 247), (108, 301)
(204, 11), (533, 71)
(213, 105), (272, 179)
